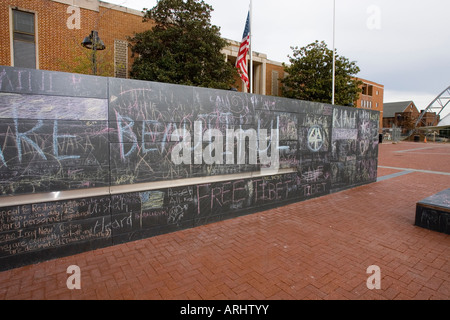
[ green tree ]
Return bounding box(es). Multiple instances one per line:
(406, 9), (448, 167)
(282, 41), (362, 106)
(129, 0), (237, 90)
(57, 38), (115, 77)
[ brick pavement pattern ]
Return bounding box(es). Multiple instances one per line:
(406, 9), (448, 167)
(0, 142), (449, 300)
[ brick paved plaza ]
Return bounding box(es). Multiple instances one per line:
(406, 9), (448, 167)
(0, 142), (449, 300)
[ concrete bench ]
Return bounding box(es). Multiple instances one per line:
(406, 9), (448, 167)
(415, 189), (450, 235)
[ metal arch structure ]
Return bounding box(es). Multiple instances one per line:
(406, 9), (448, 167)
(415, 86), (450, 128)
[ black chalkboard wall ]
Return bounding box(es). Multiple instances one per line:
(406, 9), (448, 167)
(0, 66), (379, 271)
(415, 189), (450, 235)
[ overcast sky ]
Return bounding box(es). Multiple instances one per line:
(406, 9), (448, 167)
(106, 0), (450, 113)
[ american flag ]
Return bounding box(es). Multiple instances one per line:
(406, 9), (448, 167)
(236, 11), (250, 90)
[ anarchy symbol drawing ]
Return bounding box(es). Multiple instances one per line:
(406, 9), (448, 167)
(307, 125), (324, 152)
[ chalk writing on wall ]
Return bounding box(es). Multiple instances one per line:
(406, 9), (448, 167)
(0, 67), (107, 98)
(415, 206), (450, 235)
(415, 189), (450, 235)
(0, 66), (379, 271)
(330, 106), (378, 192)
(0, 67), (110, 196)
(0, 196), (112, 262)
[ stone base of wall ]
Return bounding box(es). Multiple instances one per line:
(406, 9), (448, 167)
(415, 189), (450, 235)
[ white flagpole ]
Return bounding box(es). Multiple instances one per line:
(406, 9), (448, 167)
(249, 0), (253, 94)
(332, 0), (336, 105)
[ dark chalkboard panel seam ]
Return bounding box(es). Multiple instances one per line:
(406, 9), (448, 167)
(109, 168), (297, 195)
(253, 103), (328, 114)
(0, 168), (297, 207)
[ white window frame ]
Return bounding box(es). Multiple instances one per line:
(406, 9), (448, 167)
(9, 6), (39, 69)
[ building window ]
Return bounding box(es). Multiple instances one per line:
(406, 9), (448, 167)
(361, 84), (367, 95)
(12, 9), (36, 69)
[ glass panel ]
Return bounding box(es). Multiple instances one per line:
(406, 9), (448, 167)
(13, 32), (34, 42)
(13, 10), (35, 34)
(13, 40), (36, 69)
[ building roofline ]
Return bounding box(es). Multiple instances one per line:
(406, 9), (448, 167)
(51, 0), (99, 11)
(355, 77), (384, 89)
(384, 101), (414, 106)
(383, 101), (417, 117)
(99, 1), (144, 16)
(50, 0), (144, 16)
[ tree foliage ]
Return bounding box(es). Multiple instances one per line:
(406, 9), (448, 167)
(129, 0), (237, 90)
(58, 38), (115, 77)
(282, 41), (362, 106)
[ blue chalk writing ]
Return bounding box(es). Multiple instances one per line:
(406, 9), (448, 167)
(116, 111), (138, 160)
(141, 120), (159, 154)
(14, 118), (47, 162)
(53, 120), (80, 161)
(0, 145), (6, 167)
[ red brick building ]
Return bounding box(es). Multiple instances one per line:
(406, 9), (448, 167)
(354, 78), (384, 128)
(0, 0), (152, 77)
(383, 101), (419, 131)
(383, 100), (440, 136)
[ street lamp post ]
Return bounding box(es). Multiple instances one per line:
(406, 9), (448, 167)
(81, 30), (106, 75)
(81, 3), (127, 76)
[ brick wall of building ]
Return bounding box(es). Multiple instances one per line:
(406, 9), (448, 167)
(355, 78), (384, 129)
(0, 0), (151, 76)
(266, 61), (285, 96)
(96, 3), (154, 76)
